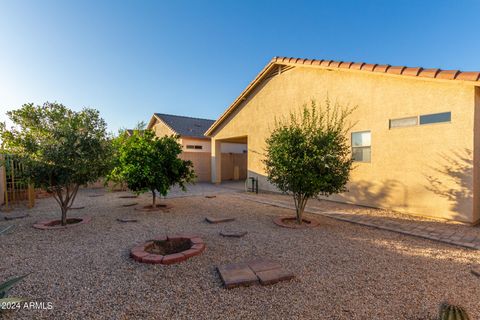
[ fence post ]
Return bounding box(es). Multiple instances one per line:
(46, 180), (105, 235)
(28, 184), (35, 208)
(1, 154), (6, 208)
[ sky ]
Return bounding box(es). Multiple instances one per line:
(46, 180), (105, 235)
(0, 0), (479, 133)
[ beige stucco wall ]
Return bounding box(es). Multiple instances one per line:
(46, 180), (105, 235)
(473, 87), (480, 222)
(151, 119), (245, 182)
(182, 137), (211, 152)
(180, 152), (211, 182)
(211, 65), (479, 223)
(222, 142), (247, 154)
(152, 120), (176, 137)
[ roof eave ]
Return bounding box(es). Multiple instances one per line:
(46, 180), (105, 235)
(205, 56), (480, 137)
(205, 58), (278, 136)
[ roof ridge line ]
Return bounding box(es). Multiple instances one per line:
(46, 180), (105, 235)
(154, 112), (215, 122)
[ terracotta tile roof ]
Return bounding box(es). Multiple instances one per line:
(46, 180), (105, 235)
(272, 56), (480, 82)
(205, 56), (480, 136)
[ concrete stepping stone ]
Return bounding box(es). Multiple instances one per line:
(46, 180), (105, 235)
(205, 195), (216, 199)
(119, 195), (138, 199)
(88, 194), (105, 198)
(71, 206), (85, 210)
(220, 230), (248, 238)
(4, 214), (29, 221)
(256, 268), (295, 285)
(122, 202), (138, 207)
(247, 259), (282, 273)
(117, 218), (138, 223)
(205, 216), (235, 224)
(217, 263), (259, 289)
(217, 258), (294, 289)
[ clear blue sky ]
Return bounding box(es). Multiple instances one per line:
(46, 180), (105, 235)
(1, 0), (479, 133)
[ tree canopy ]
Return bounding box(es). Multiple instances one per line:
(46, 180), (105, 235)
(0, 102), (113, 225)
(263, 99), (355, 224)
(109, 129), (195, 207)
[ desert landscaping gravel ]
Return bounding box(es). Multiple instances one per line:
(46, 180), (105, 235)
(1, 187), (480, 319)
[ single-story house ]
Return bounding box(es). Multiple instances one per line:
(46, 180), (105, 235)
(206, 56), (480, 224)
(147, 113), (247, 182)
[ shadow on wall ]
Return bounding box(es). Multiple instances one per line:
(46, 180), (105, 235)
(424, 148), (473, 222)
(339, 179), (405, 209)
(247, 169), (404, 211)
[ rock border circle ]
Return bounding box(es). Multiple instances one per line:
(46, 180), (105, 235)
(273, 216), (319, 229)
(33, 216), (92, 230)
(130, 234), (205, 265)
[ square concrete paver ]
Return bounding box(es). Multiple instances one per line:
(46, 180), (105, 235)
(247, 259), (282, 273)
(220, 230), (248, 238)
(217, 263), (259, 289)
(3, 214), (29, 221)
(117, 218), (138, 223)
(217, 259), (294, 289)
(256, 268), (295, 285)
(205, 216), (235, 224)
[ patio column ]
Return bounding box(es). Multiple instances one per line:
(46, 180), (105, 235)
(211, 139), (221, 184)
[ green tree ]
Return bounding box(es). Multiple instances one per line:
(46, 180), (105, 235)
(105, 122), (145, 191)
(263, 99), (355, 224)
(0, 102), (113, 226)
(111, 129), (195, 207)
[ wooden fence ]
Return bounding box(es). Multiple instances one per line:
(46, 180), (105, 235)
(1, 155), (35, 209)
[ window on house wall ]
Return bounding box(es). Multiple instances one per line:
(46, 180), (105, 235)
(419, 112), (451, 125)
(352, 131), (371, 162)
(389, 116), (418, 129)
(186, 145), (203, 150)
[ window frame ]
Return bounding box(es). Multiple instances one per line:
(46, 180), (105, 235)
(389, 116), (418, 129)
(351, 130), (371, 163)
(419, 111), (451, 126)
(186, 145), (203, 150)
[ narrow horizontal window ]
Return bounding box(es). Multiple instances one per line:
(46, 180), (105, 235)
(419, 112), (451, 125)
(389, 116), (417, 129)
(186, 145), (203, 150)
(352, 131), (371, 162)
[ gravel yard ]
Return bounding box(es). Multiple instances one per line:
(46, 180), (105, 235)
(1, 187), (480, 319)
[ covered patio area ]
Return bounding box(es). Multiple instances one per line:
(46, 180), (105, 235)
(211, 136), (248, 184)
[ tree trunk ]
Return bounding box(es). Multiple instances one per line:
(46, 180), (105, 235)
(52, 184), (80, 226)
(296, 199), (303, 224)
(61, 205), (67, 226)
(295, 195), (309, 225)
(152, 190), (156, 208)
(294, 194), (302, 224)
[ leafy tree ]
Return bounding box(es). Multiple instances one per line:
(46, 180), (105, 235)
(0, 102), (113, 226)
(111, 129), (195, 207)
(263, 99), (355, 224)
(105, 123), (145, 191)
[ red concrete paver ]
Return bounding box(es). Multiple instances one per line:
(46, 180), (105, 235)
(247, 259), (282, 273)
(256, 268), (295, 285)
(217, 263), (259, 289)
